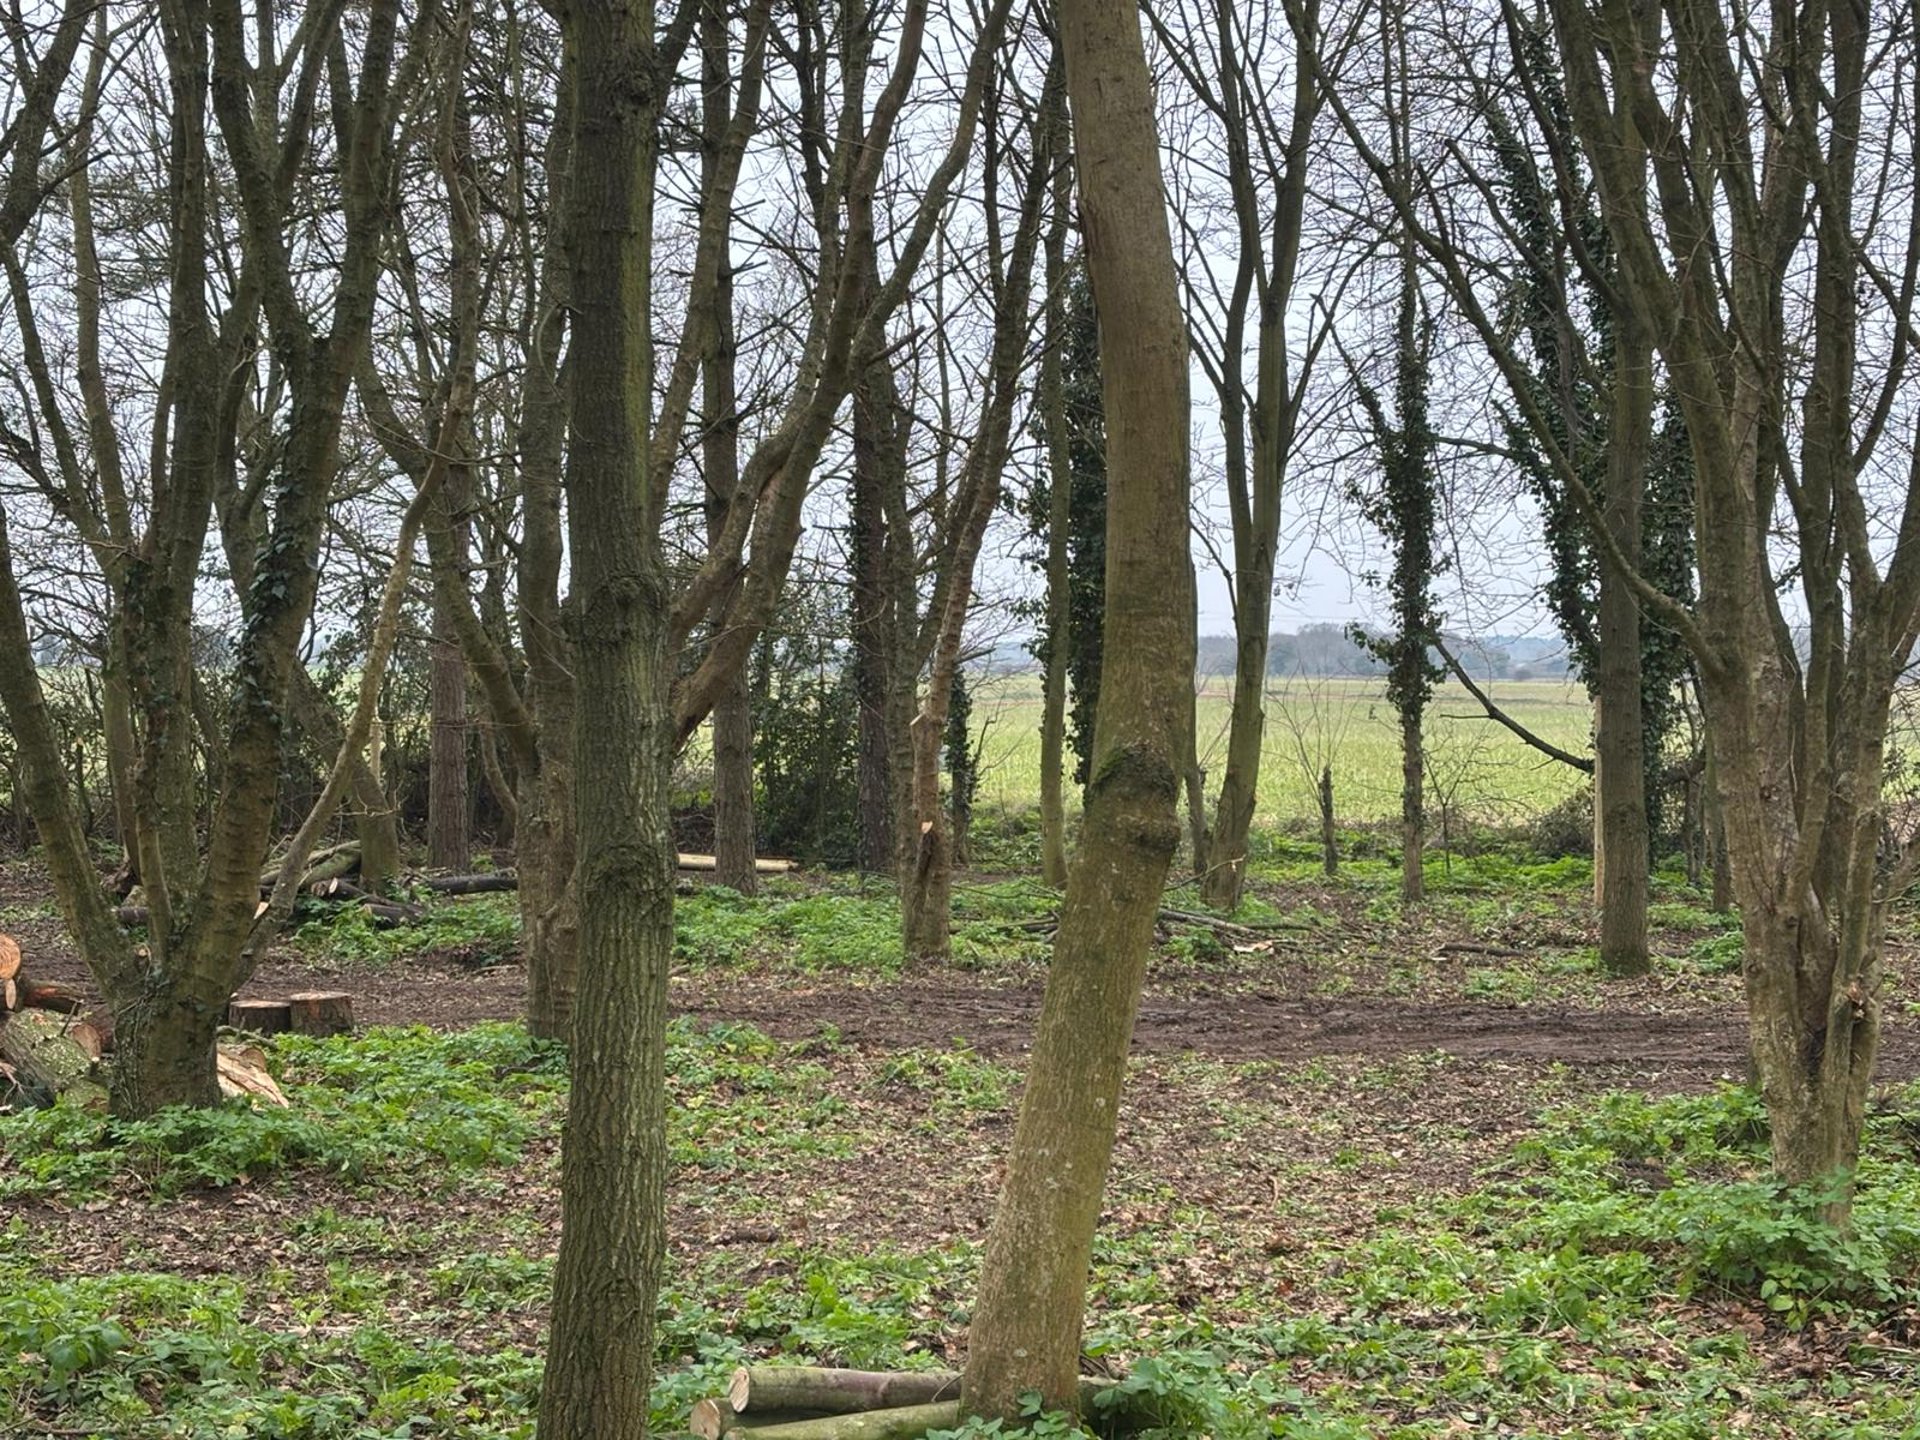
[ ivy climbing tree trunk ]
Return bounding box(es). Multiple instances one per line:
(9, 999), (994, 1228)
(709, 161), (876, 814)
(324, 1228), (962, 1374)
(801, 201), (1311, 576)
(961, 0), (1193, 1417)
(537, 0), (675, 1433)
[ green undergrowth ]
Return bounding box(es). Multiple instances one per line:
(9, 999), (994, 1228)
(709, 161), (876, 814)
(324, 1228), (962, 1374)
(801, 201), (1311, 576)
(0, 1019), (870, 1201)
(675, 885), (907, 974)
(293, 892), (521, 968)
(11, 1018), (1920, 1437)
(0, 1025), (566, 1200)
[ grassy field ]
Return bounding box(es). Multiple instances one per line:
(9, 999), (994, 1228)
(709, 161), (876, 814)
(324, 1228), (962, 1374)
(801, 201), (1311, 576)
(969, 674), (1593, 828)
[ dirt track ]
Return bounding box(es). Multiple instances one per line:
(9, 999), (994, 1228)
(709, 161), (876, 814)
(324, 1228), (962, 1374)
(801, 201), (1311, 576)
(680, 977), (1920, 1081)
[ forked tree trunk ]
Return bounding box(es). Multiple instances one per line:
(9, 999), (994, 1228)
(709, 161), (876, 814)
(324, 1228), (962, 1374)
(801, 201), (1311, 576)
(104, 980), (226, 1114)
(962, 4), (1193, 1420)
(1706, 656), (1891, 1223)
(537, 2), (674, 1434)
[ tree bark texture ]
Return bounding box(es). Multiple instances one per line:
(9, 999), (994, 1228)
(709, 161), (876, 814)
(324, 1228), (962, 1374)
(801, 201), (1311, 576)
(537, 3), (675, 1436)
(1036, 147), (1074, 890)
(962, 2), (1194, 1420)
(702, 0), (757, 895)
(1592, 311), (1651, 976)
(428, 483), (473, 873)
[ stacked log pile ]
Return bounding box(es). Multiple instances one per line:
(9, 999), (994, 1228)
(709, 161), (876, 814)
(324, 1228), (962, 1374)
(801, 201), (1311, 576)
(686, 1367), (1144, 1440)
(0, 929), (319, 1110)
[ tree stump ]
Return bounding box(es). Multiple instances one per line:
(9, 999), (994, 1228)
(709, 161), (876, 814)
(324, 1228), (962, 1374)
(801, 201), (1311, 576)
(288, 991), (354, 1037)
(228, 998), (294, 1035)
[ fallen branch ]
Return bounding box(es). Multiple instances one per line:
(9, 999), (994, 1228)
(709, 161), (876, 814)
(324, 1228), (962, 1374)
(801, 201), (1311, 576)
(419, 871), (518, 895)
(1433, 638), (1593, 774)
(1436, 941), (1530, 959)
(1157, 907), (1312, 939)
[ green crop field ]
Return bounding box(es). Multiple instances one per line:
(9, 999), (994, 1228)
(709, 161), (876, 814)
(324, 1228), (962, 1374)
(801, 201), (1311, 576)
(967, 673), (1594, 827)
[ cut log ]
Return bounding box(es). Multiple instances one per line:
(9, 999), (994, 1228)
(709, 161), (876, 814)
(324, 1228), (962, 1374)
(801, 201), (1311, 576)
(421, 871), (519, 895)
(728, 1371), (1144, 1434)
(0, 1009), (105, 1107)
(0, 932), (20, 980)
(288, 991), (354, 1037)
(13, 978), (87, 1014)
(690, 1400), (827, 1439)
(228, 998), (294, 1035)
(216, 1042), (290, 1106)
(67, 1020), (105, 1063)
(306, 880), (428, 925)
(2, 976), (14, 1011)
(719, 1403), (958, 1440)
(691, 1399), (736, 1440)
(259, 840), (361, 893)
(676, 853), (795, 874)
(729, 1369), (960, 1416)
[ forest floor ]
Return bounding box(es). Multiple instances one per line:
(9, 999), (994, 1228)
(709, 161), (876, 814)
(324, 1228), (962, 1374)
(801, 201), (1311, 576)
(5, 835), (1920, 1438)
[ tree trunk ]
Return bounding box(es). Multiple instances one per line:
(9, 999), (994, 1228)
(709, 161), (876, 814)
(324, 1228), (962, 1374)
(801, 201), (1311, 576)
(851, 350), (898, 877)
(1319, 763), (1337, 877)
(106, 978), (225, 1115)
(1704, 735), (1732, 913)
(1592, 590), (1648, 980)
(962, 2), (1193, 1419)
(521, 742), (579, 1044)
(901, 715), (952, 960)
(537, 3), (674, 1435)
(428, 494), (472, 872)
(701, 15), (757, 897)
(1591, 311), (1652, 975)
(1037, 115), (1073, 890)
(1400, 705), (1423, 904)
(899, 87), (1051, 962)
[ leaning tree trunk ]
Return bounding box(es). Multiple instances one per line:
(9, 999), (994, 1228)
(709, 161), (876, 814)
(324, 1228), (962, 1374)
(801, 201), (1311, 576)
(962, 4), (1194, 1421)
